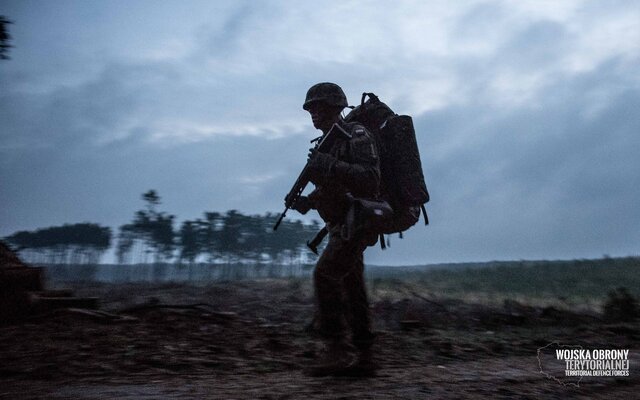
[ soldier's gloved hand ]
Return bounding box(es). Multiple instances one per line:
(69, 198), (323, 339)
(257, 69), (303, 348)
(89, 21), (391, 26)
(307, 148), (336, 184)
(292, 196), (312, 215)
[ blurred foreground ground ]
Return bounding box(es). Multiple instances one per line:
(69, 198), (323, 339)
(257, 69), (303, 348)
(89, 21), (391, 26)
(0, 277), (638, 399)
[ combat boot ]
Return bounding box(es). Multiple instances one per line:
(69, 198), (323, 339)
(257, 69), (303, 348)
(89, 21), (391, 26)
(305, 340), (356, 377)
(344, 348), (379, 377)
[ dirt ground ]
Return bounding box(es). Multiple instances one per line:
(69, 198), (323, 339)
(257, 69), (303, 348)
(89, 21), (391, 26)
(0, 280), (638, 399)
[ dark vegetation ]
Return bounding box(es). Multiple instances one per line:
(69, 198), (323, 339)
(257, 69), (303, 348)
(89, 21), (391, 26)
(603, 287), (639, 322)
(0, 15), (12, 60)
(4, 224), (111, 265)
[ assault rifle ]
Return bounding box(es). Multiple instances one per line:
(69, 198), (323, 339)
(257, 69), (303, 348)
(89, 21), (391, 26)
(273, 123), (352, 231)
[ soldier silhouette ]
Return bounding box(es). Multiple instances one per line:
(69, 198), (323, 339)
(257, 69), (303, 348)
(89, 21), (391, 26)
(291, 82), (380, 376)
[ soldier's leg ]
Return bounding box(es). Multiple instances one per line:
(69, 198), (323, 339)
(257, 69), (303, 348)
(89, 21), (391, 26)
(308, 233), (356, 376)
(341, 242), (378, 376)
(313, 233), (348, 342)
(342, 245), (374, 351)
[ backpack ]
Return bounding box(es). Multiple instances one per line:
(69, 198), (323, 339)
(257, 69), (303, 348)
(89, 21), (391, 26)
(344, 92), (429, 242)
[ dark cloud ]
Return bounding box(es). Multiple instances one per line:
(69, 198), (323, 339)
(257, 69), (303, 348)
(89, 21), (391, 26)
(0, 61), (182, 154)
(502, 20), (569, 69)
(202, 1), (257, 58)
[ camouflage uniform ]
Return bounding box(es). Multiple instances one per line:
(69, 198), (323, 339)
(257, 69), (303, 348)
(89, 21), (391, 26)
(307, 120), (381, 352)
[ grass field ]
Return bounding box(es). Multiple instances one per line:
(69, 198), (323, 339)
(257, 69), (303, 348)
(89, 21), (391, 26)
(367, 257), (640, 311)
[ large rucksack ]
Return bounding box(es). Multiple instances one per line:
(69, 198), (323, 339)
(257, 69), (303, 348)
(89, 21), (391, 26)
(344, 92), (430, 240)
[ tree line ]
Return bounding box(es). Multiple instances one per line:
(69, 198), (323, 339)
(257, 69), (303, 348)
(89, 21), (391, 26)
(4, 190), (322, 265)
(4, 223), (111, 265)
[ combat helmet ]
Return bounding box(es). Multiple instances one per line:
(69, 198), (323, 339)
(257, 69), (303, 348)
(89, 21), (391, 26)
(303, 82), (348, 110)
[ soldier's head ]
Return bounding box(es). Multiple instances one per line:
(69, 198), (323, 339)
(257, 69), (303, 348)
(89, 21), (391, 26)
(303, 82), (347, 132)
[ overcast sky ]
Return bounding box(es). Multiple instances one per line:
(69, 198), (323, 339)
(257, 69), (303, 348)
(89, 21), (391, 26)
(1, 0), (639, 265)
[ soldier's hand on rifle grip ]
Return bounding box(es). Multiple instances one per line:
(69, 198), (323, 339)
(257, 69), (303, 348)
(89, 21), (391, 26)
(292, 196), (312, 215)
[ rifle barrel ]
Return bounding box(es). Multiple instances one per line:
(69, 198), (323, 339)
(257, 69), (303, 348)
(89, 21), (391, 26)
(273, 207), (288, 231)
